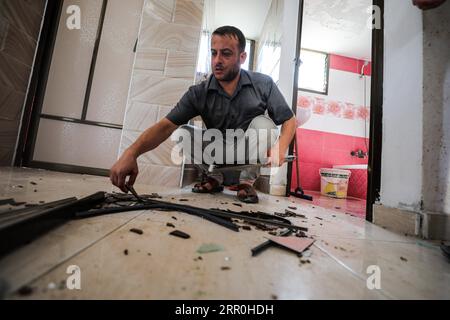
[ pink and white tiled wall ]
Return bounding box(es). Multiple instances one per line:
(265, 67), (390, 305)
(291, 128), (369, 199)
(292, 54), (371, 200)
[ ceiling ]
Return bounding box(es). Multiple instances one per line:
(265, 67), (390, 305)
(203, 0), (372, 60)
(301, 0), (372, 60)
(205, 0), (272, 40)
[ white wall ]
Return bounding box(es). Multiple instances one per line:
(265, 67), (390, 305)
(268, 0), (299, 194)
(300, 68), (371, 138)
(380, 1), (423, 211)
(422, 1), (450, 215)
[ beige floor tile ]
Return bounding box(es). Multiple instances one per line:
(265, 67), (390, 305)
(1, 168), (448, 299)
(314, 236), (450, 299)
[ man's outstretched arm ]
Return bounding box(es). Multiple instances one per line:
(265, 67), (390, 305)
(266, 116), (297, 167)
(110, 118), (179, 192)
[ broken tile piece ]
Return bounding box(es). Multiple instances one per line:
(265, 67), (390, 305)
(197, 243), (224, 254)
(170, 230), (190, 239)
(302, 250), (313, 258)
(268, 236), (315, 254)
(129, 228), (143, 235)
(0, 198), (26, 206)
(296, 231), (307, 238)
(0, 198), (14, 206)
(275, 209), (306, 219)
(300, 259), (311, 264)
(17, 285), (34, 296)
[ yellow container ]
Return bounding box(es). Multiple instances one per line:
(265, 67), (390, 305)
(319, 168), (351, 199)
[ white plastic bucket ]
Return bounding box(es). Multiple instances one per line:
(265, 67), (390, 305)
(319, 168), (351, 199)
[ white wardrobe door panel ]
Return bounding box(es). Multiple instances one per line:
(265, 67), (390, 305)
(33, 118), (121, 169)
(86, 0), (144, 125)
(41, 0), (103, 118)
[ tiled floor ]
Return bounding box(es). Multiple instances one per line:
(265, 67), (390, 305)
(0, 167), (449, 299)
(298, 190), (367, 219)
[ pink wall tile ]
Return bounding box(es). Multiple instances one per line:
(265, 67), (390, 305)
(298, 129), (324, 148)
(298, 146), (322, 163)
(291, 162), (322, 191)
(328, 150), (353, 165)
(348, 169), (368, 199)
(323, 133), (354, 151)
(293, 128), (368, 199)
(329, 54), (372, 76)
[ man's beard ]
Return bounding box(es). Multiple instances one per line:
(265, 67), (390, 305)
(215, 63), (240, 82)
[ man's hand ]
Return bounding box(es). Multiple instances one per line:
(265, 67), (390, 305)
(266, 142), (286, 167)
(110, 149), (139, 192)
(265, 116), (296, 168)
(109, 118), (179, 192)
(413, 0), (446, 9)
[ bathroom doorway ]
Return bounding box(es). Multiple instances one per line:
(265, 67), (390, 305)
(290, 0), (375, 219)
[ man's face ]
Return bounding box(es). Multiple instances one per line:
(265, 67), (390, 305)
(211, 34), (247, 82)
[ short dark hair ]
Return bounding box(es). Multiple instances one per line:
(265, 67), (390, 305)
(212, 26), (246, 53)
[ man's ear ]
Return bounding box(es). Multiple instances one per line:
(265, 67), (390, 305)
(240, 51), (247, 65)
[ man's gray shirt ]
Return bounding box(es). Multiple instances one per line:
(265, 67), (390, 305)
(166, 70), (294, 132)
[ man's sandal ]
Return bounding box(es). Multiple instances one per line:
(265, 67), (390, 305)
(236, 184), (259, 204)
(192, 177), (224, 194)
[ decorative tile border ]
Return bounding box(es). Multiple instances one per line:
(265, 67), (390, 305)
(298, 94), (370, 121)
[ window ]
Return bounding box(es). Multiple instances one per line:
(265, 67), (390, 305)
(196, 31), (211, 75)
(298, 49), (329, 95)
(241, 39), (255, 71)
(256, 41), (281, 84)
